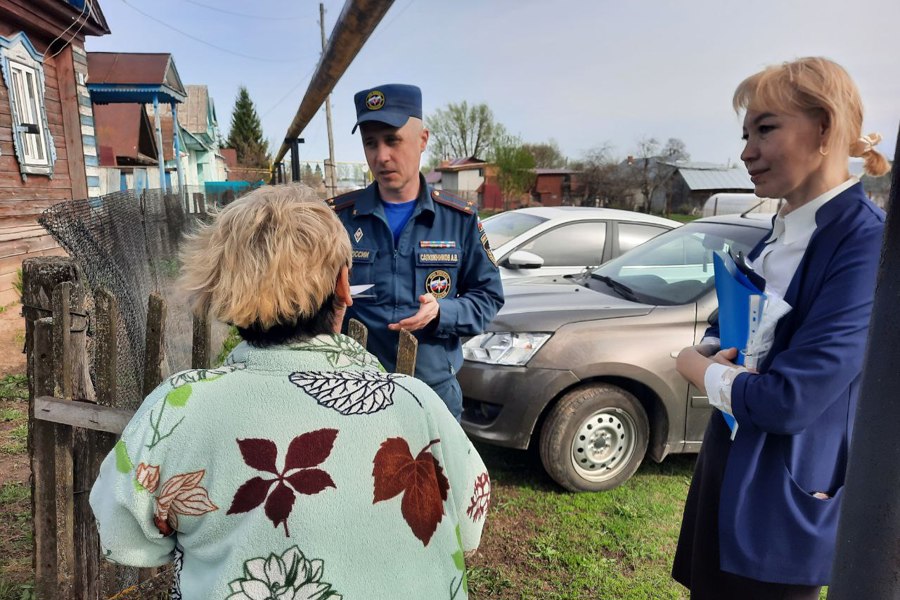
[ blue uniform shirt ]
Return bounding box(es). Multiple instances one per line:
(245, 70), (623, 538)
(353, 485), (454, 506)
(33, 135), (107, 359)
(330, 176), (504, 405)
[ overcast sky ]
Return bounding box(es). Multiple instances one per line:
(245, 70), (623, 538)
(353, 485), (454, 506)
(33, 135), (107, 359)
(87, 0), (900, 169)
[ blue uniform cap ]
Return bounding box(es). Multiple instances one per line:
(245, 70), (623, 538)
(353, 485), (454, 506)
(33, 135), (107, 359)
(352, 83), (422, 134)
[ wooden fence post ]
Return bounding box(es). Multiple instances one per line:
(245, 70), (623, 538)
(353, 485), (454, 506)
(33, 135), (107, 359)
(395, 330), (418, 376)
(50, 283), (76, 599)
(140, 292), (167, 585)
(143, 293), (167, 396)
(31, 317), (58, 599)
(82, 288), (126, 597)
(192, 309), (212, 369)
(22, 257), (82, 398)
(348, 318), (367, 349)
(23, 258), (82, 600)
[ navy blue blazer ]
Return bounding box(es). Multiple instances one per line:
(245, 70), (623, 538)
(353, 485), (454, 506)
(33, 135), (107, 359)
(708, 183), (885, 585)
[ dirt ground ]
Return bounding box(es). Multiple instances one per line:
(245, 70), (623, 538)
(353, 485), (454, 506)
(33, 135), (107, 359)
(0, 303), (26, 378)
(0, 303), (27, 489)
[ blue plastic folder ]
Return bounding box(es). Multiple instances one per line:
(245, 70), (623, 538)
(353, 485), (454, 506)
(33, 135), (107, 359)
(712, 251), (766, 438)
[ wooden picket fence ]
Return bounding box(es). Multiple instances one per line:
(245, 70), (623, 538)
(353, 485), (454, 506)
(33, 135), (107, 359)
(23, 256), (417, 599)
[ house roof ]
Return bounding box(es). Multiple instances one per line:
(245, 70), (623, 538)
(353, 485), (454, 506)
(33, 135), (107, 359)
(437, 157), (486, 172)
(93, 103), (157, 166)
(87, 52), (187, 104)
(534, 168), (579, 176)
(669, 162), (754, 191)
(178, 85), (212, 135)
(61, 0), (111, 33)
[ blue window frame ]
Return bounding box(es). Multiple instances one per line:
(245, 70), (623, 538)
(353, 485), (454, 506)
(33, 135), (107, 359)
(0, 33), (56, 179)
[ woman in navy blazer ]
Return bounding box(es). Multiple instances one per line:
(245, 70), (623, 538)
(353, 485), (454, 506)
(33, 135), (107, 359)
(672, 57), (890, 599)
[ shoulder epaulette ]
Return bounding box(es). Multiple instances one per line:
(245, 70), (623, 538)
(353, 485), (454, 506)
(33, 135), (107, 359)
(327, 188), (364, 211)
(431, 189), (475, 215)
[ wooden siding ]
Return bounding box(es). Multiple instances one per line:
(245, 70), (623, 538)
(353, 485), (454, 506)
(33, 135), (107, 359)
(0, 31), (87, 304)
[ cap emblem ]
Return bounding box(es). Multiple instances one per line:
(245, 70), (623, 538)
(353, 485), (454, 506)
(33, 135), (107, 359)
(366, 90), (385, 111)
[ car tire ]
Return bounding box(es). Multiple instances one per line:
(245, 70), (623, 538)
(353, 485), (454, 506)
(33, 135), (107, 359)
(539, 383), (649, 492)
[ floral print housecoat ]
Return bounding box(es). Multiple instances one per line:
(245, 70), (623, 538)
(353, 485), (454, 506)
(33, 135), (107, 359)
(90, 335), (490, 599)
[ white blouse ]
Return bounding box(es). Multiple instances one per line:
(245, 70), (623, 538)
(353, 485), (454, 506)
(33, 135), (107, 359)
(703, 178), (858, 417)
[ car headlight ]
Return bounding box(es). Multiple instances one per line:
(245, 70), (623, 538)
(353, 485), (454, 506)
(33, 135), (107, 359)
(462, 332), (551, 366)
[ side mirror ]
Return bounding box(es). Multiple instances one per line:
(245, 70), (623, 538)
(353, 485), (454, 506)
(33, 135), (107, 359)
(506, 250), (545, 269)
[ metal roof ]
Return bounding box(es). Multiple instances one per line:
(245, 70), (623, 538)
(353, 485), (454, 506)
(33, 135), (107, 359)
(178, 85), (211, 135)
(533, 168), (579, 175)
(93, 103), (157, 165)
(437, 157), (486, 172)
(676, 165), (753, 191)
(87, 52), (187, 104)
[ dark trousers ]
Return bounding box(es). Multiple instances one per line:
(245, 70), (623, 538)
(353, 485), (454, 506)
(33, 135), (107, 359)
(429, 376), (462, 421)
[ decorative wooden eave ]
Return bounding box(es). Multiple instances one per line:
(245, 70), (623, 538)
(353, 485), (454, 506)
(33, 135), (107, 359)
(3, 0), (111, 45)
(87, 52), (187, 105)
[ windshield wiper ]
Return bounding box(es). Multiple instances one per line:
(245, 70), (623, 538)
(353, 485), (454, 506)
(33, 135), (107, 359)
(590, 273), (640, 302)
(565, 265), (599, 285)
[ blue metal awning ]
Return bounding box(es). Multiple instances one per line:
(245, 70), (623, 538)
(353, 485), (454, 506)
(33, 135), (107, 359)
(88, 84), (187, 105)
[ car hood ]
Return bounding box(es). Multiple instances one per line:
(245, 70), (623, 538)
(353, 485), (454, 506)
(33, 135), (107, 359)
(491, 281), (653, 332)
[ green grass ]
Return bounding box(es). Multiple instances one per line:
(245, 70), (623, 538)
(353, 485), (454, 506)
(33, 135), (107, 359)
(0, 482), (32, 598)
(215, 326), (243, 366)
(0, 375), (27, 401)
(0, 424), (26, 456)
(0, 580), (34, 600)
(0, 407), (23, 422)
(666, 213), (700, 223)
(467, 445), (695, 599)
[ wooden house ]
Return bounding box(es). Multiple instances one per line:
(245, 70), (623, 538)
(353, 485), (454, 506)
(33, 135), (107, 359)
(87, 52), (187, 195)
(0, 0), (110, 304)
(531, 168), (582, 207)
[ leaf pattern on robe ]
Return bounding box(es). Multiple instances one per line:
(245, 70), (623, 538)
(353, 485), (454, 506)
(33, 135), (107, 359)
(153, 469), (218, 535)
(167, 364), (246, 389)
(288, 371), (405, 415)
(289, 334), (385, 371)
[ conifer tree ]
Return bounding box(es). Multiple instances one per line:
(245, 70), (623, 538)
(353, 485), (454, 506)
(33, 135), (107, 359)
(226, 86), (270, 168)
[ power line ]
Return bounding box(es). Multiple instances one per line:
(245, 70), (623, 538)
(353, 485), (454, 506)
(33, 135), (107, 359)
(183, 0), (307, 21)
(118, 0), (307, 64)
(260, 66), (317, 118)
(44, 0), (92, 60)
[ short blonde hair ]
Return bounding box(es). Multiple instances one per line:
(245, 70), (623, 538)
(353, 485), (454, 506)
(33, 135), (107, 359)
(733, 57), (890, 177)
(178, 184), (351, 330)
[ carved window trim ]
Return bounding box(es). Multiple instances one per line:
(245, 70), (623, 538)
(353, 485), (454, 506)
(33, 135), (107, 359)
(0, 33), (56, 179)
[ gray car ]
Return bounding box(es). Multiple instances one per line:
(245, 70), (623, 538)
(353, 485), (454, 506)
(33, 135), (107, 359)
(460, 214), (772, 491)
(481, 206), (679, 279)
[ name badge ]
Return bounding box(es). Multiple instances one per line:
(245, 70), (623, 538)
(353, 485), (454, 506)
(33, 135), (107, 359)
(416, 250), (460, 266)
(352, 249), (375, 263)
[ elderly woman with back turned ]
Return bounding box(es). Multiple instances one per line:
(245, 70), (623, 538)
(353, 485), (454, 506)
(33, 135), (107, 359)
(90, 185), (490, 599)
(672, 57), (889, 599)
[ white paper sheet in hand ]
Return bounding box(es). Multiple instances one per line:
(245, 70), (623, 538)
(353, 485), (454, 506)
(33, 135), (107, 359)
(743, 292), (792, 371)
(349, 284), (375, 299)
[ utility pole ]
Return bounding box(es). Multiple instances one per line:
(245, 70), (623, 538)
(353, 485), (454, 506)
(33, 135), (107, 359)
(320, 2), (338, 198)
(829, 124), (900, 599)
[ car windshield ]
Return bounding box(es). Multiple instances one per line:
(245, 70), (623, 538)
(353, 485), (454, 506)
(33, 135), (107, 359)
(589, 220), (768, 306)
(481, 211), (548, 247)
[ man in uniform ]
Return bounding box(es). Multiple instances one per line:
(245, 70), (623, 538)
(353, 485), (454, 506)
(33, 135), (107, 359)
(329, 83), (504, 419)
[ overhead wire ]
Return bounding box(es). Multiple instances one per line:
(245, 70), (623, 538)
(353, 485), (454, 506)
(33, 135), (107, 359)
(183, 0), (306, 21)
(118, 0), (308, 64)
(260, 66), (317, 118)
(43, 0), (92, 60)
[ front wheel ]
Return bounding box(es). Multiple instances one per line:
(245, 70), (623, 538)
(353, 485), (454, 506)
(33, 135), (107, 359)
(539, 383), (649, 492)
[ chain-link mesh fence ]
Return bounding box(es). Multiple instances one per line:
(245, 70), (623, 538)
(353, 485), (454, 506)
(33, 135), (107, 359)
(39, 187), (238, 410)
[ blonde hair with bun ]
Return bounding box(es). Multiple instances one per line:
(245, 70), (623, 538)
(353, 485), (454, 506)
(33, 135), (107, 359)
(733, 57), (890, 177)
